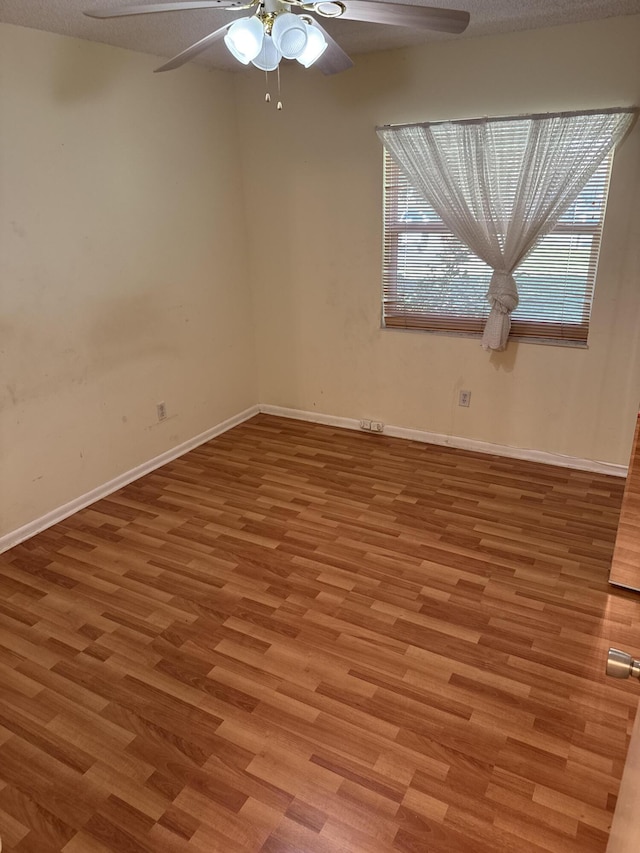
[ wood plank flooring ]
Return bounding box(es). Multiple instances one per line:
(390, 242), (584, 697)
(1, 413), (639, 852)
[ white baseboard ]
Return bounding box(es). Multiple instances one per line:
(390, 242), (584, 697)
(259, 404), (628, 478)
(1, 401), (626, 556)
(0, 405), (259, 556)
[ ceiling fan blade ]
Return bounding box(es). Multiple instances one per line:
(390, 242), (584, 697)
(338, 1), (470, 34)
(84, 1), (244, 20)
(154, 23), (230, 71)
(311, 20), (354, 75)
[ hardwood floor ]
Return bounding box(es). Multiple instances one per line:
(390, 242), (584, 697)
(0, 413), (639, 852)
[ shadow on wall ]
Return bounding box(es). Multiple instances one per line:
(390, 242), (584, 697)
(51, 37), (132, 101)
(305, 51), (418, 110)
(490, 342), (518, 373)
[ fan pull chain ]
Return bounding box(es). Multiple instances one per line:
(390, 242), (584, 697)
(262, 68), (282, 111)
(276, 65), (283, 111)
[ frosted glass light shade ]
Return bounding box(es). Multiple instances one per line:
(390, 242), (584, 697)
(271, 12), (308, 59)
(296, 23), (327, 67)
(224, 16), (264, 64)
(251, 35), (282, 71)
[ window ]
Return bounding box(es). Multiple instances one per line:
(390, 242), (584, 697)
(382, 149), (613, 344)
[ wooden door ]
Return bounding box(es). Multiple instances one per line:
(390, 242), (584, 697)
(609, 412), (640, 591)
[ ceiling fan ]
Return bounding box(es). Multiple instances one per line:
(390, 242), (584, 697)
(85, 0), (470, 76)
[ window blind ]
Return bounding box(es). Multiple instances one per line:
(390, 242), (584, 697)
(382, 150), (613, 343)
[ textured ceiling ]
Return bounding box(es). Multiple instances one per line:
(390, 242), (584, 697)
(1, 0), (639, 72)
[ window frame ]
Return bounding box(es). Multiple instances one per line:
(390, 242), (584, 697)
(382, 150), (613, 346)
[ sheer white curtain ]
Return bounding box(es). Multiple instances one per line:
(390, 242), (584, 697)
(377, 110), (635, 350)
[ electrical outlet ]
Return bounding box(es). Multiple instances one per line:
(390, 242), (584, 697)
(360, 419), (385, 433)
(459, 390), (471, 408)
(156, 401), (167, 421)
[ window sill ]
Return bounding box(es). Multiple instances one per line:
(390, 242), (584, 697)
(380, 324), (588, 349)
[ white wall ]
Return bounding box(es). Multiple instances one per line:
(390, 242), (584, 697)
(237, 15), (640, 466)
(0, 24), (256, 538)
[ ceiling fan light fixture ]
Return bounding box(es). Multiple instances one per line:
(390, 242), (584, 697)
(296, 23), (328, 67)
(251, 34), (282, 71)
(87, 0), (469, 77)
(223, 16), (264, 64)
(271, 12), (308, 59)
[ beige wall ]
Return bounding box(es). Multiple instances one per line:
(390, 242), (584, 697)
(2, 15), (640, 543)
(237, 15), (640, 466)
(0, 24), (256, 538)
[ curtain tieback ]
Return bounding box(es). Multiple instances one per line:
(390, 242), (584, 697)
(486, 269), (519, 314)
